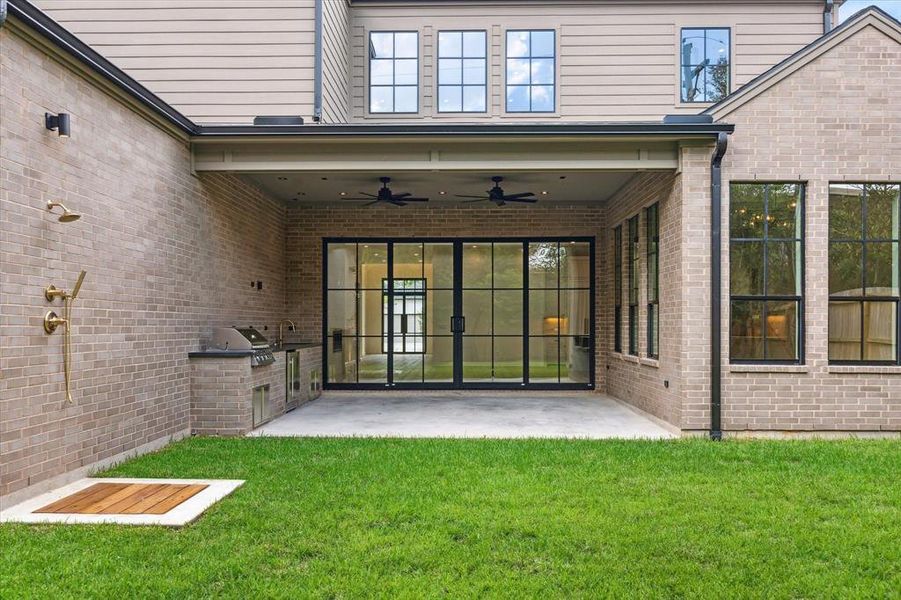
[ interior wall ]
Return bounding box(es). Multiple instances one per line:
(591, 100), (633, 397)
(0, 27), (287, 500)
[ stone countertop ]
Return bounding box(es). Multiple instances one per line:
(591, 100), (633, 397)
(271, 342), (321, 352)
(188, 350), (254, 359)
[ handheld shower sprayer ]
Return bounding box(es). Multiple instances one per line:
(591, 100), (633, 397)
(43, 270), (87, 404)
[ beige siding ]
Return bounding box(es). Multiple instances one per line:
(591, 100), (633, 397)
(321, 0), (351, 122)
(349, 0), (826, 122)
(33, 0), (316, 124)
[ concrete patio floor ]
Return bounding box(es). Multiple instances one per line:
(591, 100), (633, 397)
(250, 392), (676, 439)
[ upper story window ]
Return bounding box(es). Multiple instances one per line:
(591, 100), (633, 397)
(369, 31), (418, 113)
(729, 183), (804, 363)
(506, 30), (555, 113)
(680, 28), (730, 103)
(828, 183), (900, 364)
(438, 31), (487, 113)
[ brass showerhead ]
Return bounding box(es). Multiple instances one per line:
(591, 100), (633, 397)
(47, 201), (81, 223)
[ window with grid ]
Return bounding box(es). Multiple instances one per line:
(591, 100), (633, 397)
(438, 31), (487, 113)
(828, 183), (900, 364)
(729, 183), (804, 363)
(505, 30), (555, 112)
(627, 215), (639, 355)
(646, 204), (660, 359)
(614, 225), (623, 353)
(369, 31), (418, 113)
(680, 28), (730, 103)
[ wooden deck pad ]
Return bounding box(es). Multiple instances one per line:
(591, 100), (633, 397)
(35, 482), (209, 515)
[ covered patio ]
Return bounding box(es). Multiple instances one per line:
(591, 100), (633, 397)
(249, 392), (675, 439)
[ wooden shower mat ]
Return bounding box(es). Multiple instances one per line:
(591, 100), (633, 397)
(35, 482), (209, 515)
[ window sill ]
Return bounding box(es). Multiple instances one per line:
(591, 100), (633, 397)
(640, 357), (660, 368)
(828, 365), (901, 375)
(611, 352), (641, 364)
(728, 364), (809, 374)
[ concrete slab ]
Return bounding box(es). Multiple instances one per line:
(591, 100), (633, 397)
(250, 392), (676, 439)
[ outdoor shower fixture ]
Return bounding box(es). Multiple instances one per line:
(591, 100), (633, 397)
(43, 270), (87, 404)
(47, 201), (81, 222)
(45, 112), (71, 137)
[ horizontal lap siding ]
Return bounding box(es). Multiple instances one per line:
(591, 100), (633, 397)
(34, 0), (316, 124)
(350, 1), (824, 122)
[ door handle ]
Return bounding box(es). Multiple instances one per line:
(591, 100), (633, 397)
(459, 316), (465, 333)
(450, 316), (466, 333)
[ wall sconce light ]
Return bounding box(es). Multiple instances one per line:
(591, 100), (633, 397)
(45, 112), (71, 137)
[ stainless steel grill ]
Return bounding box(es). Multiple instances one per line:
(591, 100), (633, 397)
(211, 327), (275, 367)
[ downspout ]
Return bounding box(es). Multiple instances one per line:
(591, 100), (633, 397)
(710, 131), (729, 441)
(823, 0), (835, 34)
(313, 0), (323, 122)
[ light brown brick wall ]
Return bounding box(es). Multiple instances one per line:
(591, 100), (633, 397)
(699, 25), (901, 432)
(190, 357), (253, 436)
(285, 204), (608, 389)
(604, 171), (683, 427)
(0, 28), (287, 498)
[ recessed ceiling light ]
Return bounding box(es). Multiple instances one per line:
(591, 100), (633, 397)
(541, 191), (549, 195)
(339, 192), (347, 196)
(439, 191), (446, 195)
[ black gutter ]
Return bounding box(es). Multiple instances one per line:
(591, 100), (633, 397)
(5, 0), (196, 135)
(313, 0), (323, 122)
(195, 122), (734, 138)
(709, 131), (728, 441)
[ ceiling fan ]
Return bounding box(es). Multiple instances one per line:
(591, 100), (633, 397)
(345, 177), (429, 206)
(457, 176), (537, 206)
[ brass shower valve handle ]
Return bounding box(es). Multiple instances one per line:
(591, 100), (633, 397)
(43, 311), (68, 334)
(45, 285), (69, 302)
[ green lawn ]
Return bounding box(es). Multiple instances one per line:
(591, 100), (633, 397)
(1, 438), (899, 598)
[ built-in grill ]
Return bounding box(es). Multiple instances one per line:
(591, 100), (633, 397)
(211, 327), (275, 367)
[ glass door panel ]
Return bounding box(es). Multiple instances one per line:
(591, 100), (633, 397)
(358, 244), (387, 383)
(461, 242), (525, 384)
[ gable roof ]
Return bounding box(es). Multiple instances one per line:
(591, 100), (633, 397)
(703, 5), (901, 120)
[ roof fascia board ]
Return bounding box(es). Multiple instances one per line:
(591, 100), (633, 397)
(705, 8), (901, 120)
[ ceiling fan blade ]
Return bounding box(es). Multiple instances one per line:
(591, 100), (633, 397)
(363, 200), (381, 207)
(461, 198), (486, 203)
(391, 192), (411, 199)
(503, 197), (538, 203)
(398, 197), (428, 202)
(389, 199), (407, 206)
(344, 197), (374, 201)
(504, 192), (536, 199)
(358, 191), (377, 198)
(455, 195), (487, 199)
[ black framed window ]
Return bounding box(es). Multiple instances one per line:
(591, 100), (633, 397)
(369, 31), (419, 113)
(680, 28), (730, 103)
(627, 215), (639, 355)
(614, 225), (623, 353)
(828, 183), (900, 364)
(729, 183), (804, 363)
(438, 31), (487, 113)
(646, 204), (660, 359)
(505, 30), (555, 112)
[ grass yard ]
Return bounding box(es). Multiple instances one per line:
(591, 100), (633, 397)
(1, 437), (899, 598)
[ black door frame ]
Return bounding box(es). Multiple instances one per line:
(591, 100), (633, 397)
(322, 236), (596, 391)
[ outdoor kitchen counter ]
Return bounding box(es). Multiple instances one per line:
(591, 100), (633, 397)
(188, 343), (322, 436)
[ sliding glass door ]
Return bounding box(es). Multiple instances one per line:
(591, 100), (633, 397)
(323, 238), (594, 390)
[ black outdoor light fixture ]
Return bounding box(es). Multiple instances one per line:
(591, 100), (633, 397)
(45, 112), (71, 137)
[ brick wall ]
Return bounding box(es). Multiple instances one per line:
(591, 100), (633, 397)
(285, 204), (608, 389)
(604, 170), (684, 427)
(190, 357), (253, 436)
(699, 25), (901, 432)
(0, 28), (287, 499)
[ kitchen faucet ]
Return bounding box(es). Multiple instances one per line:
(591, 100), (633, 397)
(277, 319), (296, 348)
